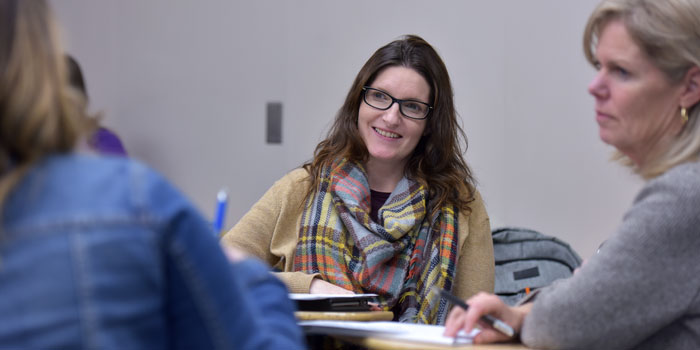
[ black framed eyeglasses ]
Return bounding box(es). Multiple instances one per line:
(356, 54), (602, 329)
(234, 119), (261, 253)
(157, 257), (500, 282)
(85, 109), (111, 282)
(362, 86), (432, 120)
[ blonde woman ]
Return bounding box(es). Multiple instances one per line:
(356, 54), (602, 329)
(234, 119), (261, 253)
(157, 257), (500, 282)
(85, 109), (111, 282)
(0, 1), (303, 348)
(445, 0), (700, 348)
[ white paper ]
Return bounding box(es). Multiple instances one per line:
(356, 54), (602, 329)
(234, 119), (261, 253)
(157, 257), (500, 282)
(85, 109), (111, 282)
(300, 320), (479, 345)
(289, 293), (378, 301)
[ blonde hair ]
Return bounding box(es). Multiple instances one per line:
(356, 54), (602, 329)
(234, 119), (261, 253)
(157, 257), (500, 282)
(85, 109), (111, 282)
(583, 0), (700, 179)
(0, 0), (96, 212)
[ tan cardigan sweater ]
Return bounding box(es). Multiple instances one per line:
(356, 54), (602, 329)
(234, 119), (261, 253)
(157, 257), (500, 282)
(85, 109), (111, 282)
(221, 169), (494, 301)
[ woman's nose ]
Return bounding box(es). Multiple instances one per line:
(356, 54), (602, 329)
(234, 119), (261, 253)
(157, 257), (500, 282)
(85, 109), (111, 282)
(588, 71), (607, 99)
(382, 103), (402, 126)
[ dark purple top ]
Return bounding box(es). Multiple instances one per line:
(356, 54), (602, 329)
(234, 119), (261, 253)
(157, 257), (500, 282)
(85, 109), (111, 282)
(90, 127), (127, 156)
(370, 189), (391, 223)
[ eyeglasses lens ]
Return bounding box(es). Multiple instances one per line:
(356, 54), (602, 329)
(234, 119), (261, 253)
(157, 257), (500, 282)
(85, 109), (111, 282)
(363, 88), (429, 119)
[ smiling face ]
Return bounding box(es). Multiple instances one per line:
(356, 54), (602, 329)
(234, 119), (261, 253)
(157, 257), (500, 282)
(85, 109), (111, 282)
(588, 20), (686, 165)
(358, 66), (430, 171)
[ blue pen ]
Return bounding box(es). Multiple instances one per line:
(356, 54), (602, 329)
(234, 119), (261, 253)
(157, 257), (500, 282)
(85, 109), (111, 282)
(213, 188), (228, 235)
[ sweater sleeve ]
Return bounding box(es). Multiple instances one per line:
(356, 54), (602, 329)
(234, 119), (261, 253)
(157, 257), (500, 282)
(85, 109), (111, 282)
(221, 170), (320, 293)
(520, 164), (700, 349)
(453, 189), (495, 300)
(221, 177), (285, 265)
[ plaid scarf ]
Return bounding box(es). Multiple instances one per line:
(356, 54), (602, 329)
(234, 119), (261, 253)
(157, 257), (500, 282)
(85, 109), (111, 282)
(294, 159), (459, 324)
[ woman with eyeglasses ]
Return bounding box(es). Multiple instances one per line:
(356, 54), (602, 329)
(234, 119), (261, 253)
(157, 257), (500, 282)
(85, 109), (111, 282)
(444, 0), (700, 348)
(0, 1), (304, 348)
(222, 35), (494, 324)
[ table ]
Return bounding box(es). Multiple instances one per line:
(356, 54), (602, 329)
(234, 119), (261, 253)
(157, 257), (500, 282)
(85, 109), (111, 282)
(296, 311), (394, 321)
(336, 335), (533, 350)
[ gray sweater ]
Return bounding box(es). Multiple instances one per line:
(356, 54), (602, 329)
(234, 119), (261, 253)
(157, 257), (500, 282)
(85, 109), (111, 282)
(521, 161), (700, 350)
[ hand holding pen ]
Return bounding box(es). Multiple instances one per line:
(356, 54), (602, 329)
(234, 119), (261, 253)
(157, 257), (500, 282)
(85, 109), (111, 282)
(439, 288), (529, 344)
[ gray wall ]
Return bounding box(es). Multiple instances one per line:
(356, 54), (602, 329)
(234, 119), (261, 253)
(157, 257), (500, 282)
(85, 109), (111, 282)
(51, 0), (642, 258)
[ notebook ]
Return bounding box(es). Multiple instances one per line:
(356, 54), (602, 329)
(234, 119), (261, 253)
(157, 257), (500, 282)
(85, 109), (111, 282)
(290, 293), (378, 312)
(299, 320), (479, 345)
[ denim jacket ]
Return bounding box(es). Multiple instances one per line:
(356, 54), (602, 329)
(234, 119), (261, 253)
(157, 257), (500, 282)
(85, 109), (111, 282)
(0, 154), (304, 349)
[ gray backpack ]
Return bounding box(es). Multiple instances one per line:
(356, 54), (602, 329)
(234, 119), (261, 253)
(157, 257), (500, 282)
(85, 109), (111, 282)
(492, 227), (583, 305)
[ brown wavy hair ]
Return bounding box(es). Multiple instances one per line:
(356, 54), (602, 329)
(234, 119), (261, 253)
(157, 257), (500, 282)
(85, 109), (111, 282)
(303, 35), (475, 217)
(0, 0), (96, 213)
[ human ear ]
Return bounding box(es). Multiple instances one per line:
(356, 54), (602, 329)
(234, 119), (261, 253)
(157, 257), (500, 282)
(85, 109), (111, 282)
(680, 66), (700, 109)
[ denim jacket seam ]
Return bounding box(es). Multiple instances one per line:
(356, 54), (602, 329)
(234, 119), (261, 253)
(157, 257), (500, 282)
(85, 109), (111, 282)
(71, 228), (99, 349)
(5, 214), (165, 240)
(59, 214), (165, 350)
(168, 239), (232, 350)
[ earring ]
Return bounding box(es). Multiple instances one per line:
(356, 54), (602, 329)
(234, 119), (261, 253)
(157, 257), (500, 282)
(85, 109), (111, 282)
(681, 107), (688, 124)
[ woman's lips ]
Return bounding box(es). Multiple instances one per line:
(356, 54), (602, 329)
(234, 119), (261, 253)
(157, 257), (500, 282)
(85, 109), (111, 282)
(595, 111), (614, 124)
(373, 127), (401, 139)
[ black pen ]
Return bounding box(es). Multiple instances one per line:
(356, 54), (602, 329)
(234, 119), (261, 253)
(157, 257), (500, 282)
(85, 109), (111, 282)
(432, 286), (516, 338)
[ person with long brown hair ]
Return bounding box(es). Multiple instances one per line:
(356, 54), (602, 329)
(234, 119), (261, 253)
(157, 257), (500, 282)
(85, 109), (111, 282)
(223, 35), (494, 325)
(0, 1), (303, 348)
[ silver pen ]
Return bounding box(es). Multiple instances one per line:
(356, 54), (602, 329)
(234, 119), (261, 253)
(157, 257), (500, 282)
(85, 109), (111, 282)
(432, 286), (516, 338)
